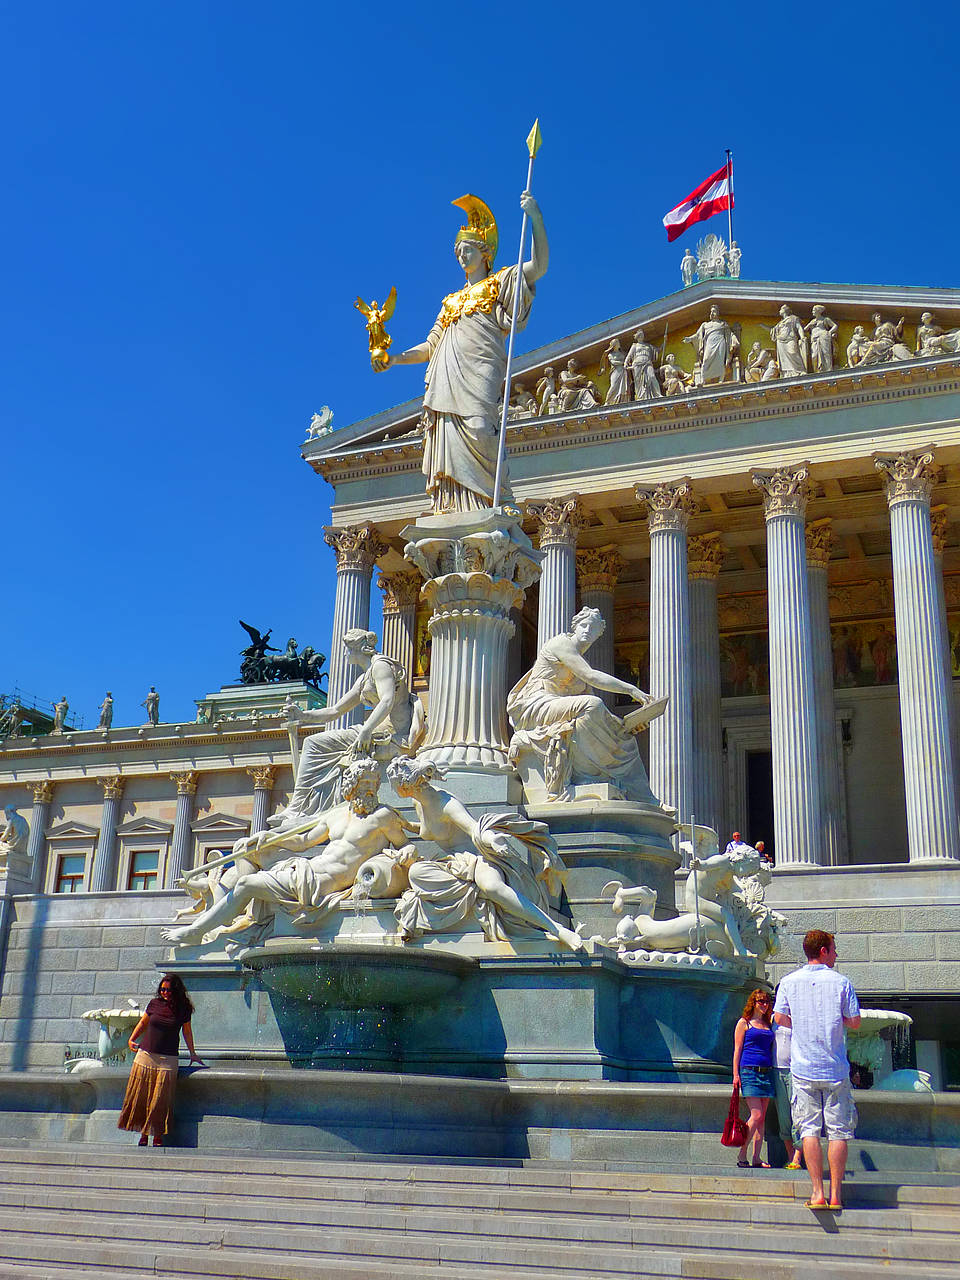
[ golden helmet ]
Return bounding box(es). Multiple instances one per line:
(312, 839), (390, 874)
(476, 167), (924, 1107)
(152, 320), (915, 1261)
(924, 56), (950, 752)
(452, 194), (498, 267)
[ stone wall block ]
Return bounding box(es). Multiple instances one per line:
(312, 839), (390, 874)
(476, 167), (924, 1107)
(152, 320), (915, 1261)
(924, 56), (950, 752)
(935, 933), (960, 959)
(835, 906), (903, 932)
(75, 948), (120, 971)
(868, 932), (936, 961)
(100, 926), (148, 947)
(777, 908), (838, 933)
(48, 926), (103, 949)
(53, 972), (98, 996)
(903, 961), (960, 991)
(901, 905), (960, 932)
(830, 962), (905, 992)
(92, 971), (147, 996)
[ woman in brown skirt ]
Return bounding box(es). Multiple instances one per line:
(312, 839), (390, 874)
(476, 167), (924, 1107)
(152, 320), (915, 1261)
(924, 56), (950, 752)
(118, 973), (205, 1146)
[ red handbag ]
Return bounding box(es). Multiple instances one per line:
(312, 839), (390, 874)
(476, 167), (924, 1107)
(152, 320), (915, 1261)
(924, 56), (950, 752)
(721, 1083), (749, 1147)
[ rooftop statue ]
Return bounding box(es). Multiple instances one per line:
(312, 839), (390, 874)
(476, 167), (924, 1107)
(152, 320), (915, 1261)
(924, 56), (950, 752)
(96, 692), (113, 731)
(846, 324), (870, 368)
(625, 328), (663, 401)
(804, 305), (838, 372)
(371, 191), (548, 513)
(307, 406), (334, 439)
(505, 381), (538, 420)
(695, 233), (727, 281)
(162, 757), (416, 946)
(761, 304), (809, 378)
(140, 687), (160, 726)
(275, 627), (424, 827)
(600, 339), (629, 405)
(52, 695), (69, 735)
(388, 757), (583, 951)
(684, 305), (739, 385)
(916, 311), (960, 357)
(238, 620), (326, 687)
(659, 352), (691, 396)
(680, 246), (697, 288)
(507, 606), (664, 804)
(726, 241), (742, 279)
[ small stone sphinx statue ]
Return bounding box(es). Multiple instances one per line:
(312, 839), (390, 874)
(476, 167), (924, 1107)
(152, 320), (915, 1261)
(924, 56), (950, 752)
(387, 757), (583, 951)
(276, 627), (425, 829)
(0, 805), (29, 868)
(96, 692), (113, 730)
(507, 606), (663, 804)
(556, 358), (601, 412)
(625, 329), (662, 401)
(163, 756), (416, 946)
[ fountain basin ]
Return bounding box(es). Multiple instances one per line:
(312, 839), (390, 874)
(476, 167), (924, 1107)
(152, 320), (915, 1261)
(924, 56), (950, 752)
(242, 944), (477, 1007)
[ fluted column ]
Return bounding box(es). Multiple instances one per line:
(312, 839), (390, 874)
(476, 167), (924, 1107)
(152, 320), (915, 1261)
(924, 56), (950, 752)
(635, 480), (697, 827)
(91, 776), (124, 892)
(576, 546), (624, 706)
(688, 532), (725, 835)
(167, 771), (199, 886)
(753, 465), (823, 866)
(248, 766), (277, 835)
(806, 519), (846, 865)
(324, 524), (388, 728)
(27, 780), (54, 887)
(528, 497), (583, 649)
(378, 571), (421, 683)
(931, 506), (960, 787)
(876, 452), (959, 862)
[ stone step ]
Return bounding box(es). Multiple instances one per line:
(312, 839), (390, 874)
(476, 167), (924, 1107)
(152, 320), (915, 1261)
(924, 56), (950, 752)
(0, 1177), (957, 1242)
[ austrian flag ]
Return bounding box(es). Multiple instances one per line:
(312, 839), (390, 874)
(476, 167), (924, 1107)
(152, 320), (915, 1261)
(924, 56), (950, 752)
(662, 163), (733, 243)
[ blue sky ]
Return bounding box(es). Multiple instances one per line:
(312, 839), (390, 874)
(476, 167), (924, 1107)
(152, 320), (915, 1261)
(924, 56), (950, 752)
(0, 1), (953, 727)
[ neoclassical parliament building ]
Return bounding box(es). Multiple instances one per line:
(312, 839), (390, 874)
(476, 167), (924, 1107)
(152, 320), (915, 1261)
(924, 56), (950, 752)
(1, 275), (959, 1085)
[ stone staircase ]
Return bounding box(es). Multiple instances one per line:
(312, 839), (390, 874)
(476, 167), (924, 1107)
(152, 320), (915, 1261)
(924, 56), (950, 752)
(0, 1143), (957, 1279)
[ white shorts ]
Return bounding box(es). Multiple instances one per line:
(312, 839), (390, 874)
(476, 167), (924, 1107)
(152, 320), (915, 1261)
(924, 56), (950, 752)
(791, 1076), (858, 1141)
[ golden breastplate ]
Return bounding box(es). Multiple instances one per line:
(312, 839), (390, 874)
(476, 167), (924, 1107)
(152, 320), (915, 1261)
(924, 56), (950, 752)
(438, 271), (504, 329)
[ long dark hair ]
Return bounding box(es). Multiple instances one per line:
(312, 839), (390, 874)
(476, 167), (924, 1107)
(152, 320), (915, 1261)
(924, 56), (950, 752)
(157, 973), (194, 1020)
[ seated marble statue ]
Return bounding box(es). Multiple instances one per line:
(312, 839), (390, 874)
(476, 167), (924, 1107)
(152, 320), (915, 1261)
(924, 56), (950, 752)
(273, 627), (424, 827)
(163, 757), (415, 945)
(387, 757), (582, 951)
(556, 358), (601, 412)
(857, 313), (913, 366)
(507, 606), (659, 803)
(917, 311), (960, 357)
(0, 805), (29, 865)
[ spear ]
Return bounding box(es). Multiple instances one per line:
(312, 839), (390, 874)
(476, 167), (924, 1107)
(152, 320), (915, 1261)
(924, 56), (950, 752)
(493, 118), (543, 511)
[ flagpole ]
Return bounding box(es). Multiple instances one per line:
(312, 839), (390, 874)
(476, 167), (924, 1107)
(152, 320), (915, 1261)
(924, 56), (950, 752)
(725, 149), (735, 250)
(493, 119), (542, 511)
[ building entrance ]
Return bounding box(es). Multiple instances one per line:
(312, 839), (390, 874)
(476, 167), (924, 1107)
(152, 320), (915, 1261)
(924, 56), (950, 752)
(746, 749), (775, 861)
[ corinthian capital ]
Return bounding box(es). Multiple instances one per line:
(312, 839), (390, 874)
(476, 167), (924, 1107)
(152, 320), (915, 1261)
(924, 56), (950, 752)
(323, 523), (389, 572)
(752, 464), (816, 518)
(687, 532), (725, 579)
(247, 765), (277, 791)
(170, 770), (199, 797)
(526, 495), (584, 548)
(931, 505), (948, 557)
(634, 479), (699, 532)
(805, 518), (835, 570)
(98, 775), (124, 801)
(874, 450), (938, 507)
(377, 571), (421, 614)
(31, 780), (54, 805)
(576, 546), (624, 594)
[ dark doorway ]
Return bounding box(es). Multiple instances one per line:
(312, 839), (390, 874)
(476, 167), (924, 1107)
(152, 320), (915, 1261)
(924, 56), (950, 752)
(746, 749), (775, 860)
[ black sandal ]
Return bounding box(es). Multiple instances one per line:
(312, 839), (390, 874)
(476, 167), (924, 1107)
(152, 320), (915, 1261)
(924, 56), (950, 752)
(736, 1158), (750, 1168)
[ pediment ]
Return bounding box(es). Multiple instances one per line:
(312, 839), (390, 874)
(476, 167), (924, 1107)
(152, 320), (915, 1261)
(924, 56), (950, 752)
(117, 816), (173, 836)
(45, 820), (99, 839)
(191, 811), (250, 835)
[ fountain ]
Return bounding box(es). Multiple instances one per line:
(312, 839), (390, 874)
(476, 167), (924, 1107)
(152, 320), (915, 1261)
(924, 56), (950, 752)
(64, 1002), (144, 1074)
(847, 1008), (931, 1092)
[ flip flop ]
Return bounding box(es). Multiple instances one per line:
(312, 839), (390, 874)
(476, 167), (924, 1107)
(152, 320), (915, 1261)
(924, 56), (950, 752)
(828, 1202), (843, 1213)
(805, 1199), (829, 1210)
(752, 1161), (771, 1168)
(736, 1159), (750, 1168)
(785, 1159), (802, 1170)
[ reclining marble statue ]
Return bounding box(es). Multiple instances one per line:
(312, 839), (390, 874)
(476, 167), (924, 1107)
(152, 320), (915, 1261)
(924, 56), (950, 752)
(388, 757), (583, 951)
(162, 757), (417, 945)
(369, 190), (548, 514)
(273, 627), (424, 827)
(507, 606), (664, 803)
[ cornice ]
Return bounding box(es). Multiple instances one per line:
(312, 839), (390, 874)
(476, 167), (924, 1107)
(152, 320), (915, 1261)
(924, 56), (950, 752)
(0, 720), (293, 762)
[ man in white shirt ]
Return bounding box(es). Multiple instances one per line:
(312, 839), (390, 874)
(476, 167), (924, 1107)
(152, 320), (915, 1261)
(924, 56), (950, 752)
(774, 929), (861, 1211)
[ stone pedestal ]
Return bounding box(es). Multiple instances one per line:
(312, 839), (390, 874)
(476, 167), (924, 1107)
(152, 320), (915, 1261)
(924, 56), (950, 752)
(402, 511), (541, 773)
(91, 776), (124, 893)
(688, 534), (725, 836)
(806, 519), (846, 865)
(753, 466), (823, 866)
(635, 481), (697, 836)
(876, 452), (960, 862)
(324, 524), (388, 728)
(576, 547), (624, 707)
(168, 772), (199, 887)
(527, 496), (583, 649)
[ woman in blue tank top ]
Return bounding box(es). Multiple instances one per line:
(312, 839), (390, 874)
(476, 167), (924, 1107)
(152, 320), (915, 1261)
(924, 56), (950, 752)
(732, 988), (776, 1168)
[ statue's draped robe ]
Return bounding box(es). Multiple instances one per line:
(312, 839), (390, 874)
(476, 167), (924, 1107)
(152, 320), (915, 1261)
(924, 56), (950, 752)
(421, 265), (534, 512)
(694, 319), (733, 383)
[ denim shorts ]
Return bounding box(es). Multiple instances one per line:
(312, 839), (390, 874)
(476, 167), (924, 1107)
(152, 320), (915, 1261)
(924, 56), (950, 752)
(740, 1065), (776, 1098)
